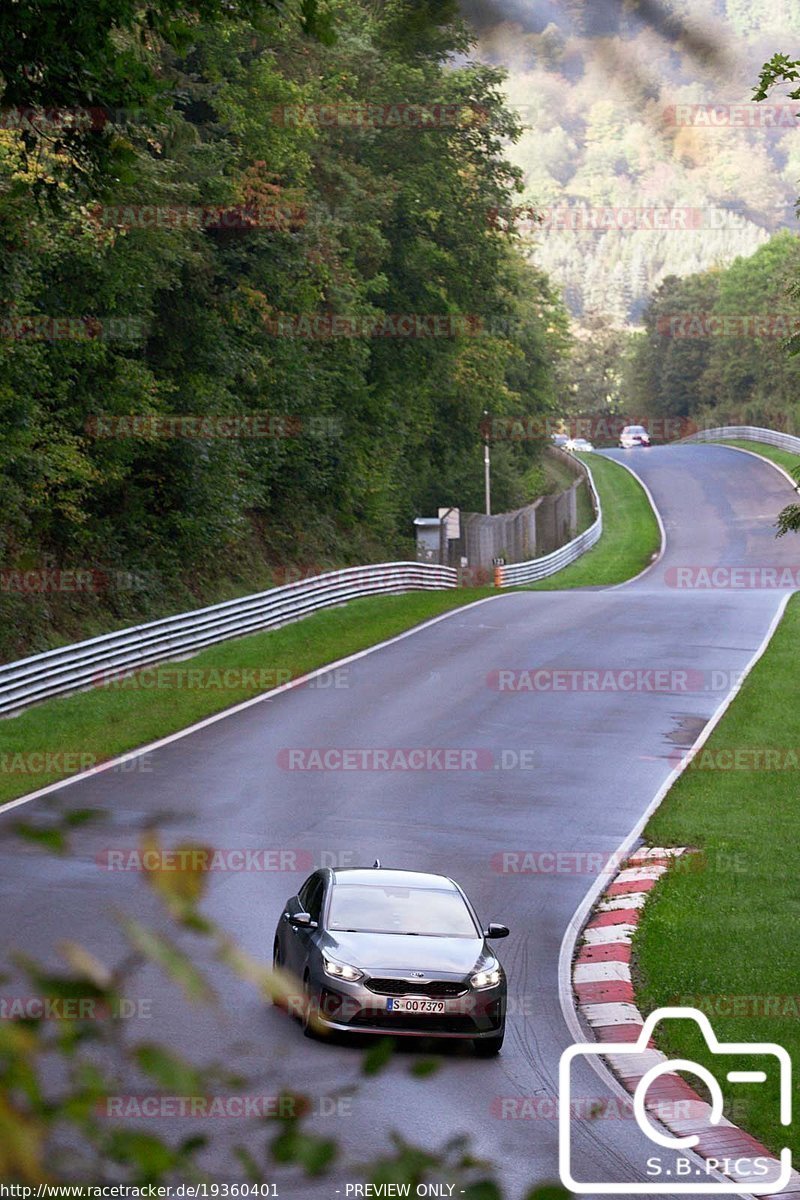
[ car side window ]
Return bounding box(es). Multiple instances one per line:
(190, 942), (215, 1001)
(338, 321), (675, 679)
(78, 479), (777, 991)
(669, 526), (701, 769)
(298, 872), (324, 921)
(297, 874), (316, 910)
(304, 876), (324, 921)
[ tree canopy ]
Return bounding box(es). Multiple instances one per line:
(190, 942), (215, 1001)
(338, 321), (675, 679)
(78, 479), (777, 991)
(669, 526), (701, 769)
(0, 0), (569, 659)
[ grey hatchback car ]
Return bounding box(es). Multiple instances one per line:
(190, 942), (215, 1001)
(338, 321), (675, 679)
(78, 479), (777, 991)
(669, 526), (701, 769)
(273, 865), (509, 1055)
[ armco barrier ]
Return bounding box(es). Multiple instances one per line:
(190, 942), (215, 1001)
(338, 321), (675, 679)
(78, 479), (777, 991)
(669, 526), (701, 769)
(684, 425), (800, 454)
(0, 457), (609, 715)
(496, 456), (602, 587)
(0, 563), (457, 717)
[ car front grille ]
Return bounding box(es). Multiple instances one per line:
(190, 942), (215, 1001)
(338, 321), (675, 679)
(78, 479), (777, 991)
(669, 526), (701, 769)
(365, 977), (467, 998)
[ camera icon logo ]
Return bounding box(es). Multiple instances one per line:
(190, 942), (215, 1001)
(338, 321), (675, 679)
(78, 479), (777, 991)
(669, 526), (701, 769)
(559, 1006), (792, 1194)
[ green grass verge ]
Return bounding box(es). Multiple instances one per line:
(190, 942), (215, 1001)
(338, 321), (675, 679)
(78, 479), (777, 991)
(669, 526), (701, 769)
(0, 454), (659, 809)
(635, 592), (800, 1157)
(523, 452), (661, 590)
(719, 437), (800, 479)
(0, 589), (495, 809)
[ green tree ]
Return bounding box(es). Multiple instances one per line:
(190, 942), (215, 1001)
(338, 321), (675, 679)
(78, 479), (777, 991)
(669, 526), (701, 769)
(0, 0), (571, 660)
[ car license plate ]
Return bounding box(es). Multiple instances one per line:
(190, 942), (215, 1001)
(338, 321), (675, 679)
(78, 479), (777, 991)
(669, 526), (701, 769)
(386, 996), (445, 1014)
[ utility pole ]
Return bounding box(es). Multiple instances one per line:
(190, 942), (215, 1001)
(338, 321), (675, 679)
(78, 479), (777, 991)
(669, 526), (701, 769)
(483, 409), (491, 516)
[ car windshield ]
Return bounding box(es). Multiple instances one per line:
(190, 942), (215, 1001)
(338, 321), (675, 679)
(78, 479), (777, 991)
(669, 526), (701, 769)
(328, 883), (479, 937)
(628, 426), (647, 435)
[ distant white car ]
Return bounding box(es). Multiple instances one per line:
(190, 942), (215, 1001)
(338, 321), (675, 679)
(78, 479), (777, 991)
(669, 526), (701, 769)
(551, 433), (569, 448)
(619, 424), (651, 448)
(565, 437), (594, 452)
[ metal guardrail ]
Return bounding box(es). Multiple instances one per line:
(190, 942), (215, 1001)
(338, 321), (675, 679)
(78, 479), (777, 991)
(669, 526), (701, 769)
(0, 563), (457, 717)
(685, 425), (800, 454)
(497, 457), (602, 587)
(0, 457), (608, 714)
(7, 430), (794, 715)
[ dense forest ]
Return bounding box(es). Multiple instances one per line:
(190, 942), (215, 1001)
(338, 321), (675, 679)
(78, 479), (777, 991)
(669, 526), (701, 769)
(625, 229), (800, 431)
(0, 0), (571, 659)
(471, 0), (800, 326)
(4, 0), (800, 662)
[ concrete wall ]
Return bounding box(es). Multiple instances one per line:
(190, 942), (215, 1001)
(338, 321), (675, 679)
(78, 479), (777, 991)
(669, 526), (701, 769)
(448, 449), (592, 570)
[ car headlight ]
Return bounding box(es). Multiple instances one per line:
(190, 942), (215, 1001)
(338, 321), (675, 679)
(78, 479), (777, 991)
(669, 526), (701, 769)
(470, 965), (502, 989)
(323, 955), (363, 983)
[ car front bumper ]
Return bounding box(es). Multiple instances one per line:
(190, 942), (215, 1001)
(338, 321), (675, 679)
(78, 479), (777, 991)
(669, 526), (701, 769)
(310, 979), (506, 1039)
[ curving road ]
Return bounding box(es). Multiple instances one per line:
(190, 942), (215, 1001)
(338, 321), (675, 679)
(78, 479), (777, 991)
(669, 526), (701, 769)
(1, 444), (798, 1196)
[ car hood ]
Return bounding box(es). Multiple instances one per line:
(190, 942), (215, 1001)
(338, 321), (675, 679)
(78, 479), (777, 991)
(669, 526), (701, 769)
(321, 931), (489, 976)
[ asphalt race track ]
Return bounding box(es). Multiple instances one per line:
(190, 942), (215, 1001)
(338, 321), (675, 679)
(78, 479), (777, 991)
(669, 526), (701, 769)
(1, 444), (798, 1196)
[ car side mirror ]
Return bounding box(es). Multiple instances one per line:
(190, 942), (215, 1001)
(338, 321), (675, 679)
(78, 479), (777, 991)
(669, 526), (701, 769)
(485, 922), (509, 939)
(289, 911), (316, 928)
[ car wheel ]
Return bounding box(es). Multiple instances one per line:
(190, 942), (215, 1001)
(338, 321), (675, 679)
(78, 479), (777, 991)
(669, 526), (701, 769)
(474, 1030), (504, 1057)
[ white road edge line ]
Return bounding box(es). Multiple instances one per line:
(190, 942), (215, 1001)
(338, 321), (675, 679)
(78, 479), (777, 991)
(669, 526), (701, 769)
(3, 434), (793, 1189)
(0, 592), (521, 816)
(0, 590), (525, 816)
(557, 584), (794, 1198)
(597, 452), (667, 590)
(699, 439), (799, 492)
(5, 443), (784, 824)
(559, 441), (800, 1195)
(0, 451), (665, 816)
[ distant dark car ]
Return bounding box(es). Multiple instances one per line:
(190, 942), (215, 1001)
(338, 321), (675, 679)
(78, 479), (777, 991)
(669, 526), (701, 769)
(273, 865), (509, 1055)
(620, 424), (651, 448)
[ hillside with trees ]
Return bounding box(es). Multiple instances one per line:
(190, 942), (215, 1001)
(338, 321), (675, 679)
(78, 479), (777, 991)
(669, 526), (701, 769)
(625, 229), (800, 430)
(469, 0), (800, 327)
(0, 0), (569, 659)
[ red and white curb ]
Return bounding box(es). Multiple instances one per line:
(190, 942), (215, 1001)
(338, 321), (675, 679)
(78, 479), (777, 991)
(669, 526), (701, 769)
(572, 846), (799, 1196)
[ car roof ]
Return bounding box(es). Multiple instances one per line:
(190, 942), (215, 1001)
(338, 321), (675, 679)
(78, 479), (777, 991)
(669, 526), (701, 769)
(330, 868), (460, 891)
